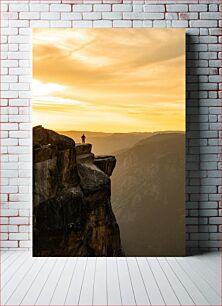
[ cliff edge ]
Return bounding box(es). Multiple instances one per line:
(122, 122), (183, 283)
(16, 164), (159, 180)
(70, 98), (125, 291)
(33, 125), (123, 256)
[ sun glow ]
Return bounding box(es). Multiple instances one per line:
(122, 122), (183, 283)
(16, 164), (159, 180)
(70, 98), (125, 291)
(32, 29), (185, 132)
(32, 80), (65, 97)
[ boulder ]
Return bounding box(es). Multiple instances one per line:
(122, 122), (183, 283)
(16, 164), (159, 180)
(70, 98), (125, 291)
(33, 125), (75, 150)
(75, 143), (92, 155)
(77, 162), (110, 196)
(94, 156), (116, 177)
(76, 153), (94, 164)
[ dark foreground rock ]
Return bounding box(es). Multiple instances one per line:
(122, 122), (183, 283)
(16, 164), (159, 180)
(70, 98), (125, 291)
(33, 126), (123, 256)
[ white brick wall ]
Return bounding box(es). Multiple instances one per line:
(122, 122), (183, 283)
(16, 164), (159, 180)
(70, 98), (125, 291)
(0, 0), (221, 254)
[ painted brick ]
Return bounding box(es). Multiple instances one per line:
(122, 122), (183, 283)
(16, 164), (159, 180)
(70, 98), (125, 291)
(133, 5), (143, 13)
(94, 4), (111, 12)
(172, 20), (188, 27)
(73, 4), (93, 12)
(112, 4), (132, 12)
(123, 12), (164, 19)
(9, 4), (29, 12)
(9, 20), (29, 28)
(142, 21), (153, 27)
(143, 5), (165, 12)
(50, 4), (71, 12)
(190, 20), (218, 28)
(113, 20), (132, 27)
(19, 226), (30, 233)
(1, 138), (18, 147)
(41, 12), (60, 20)
(83, 12), (102, 20)
(72, 20), (93, 28)
(61, 12), (82, 20)
(210, 233), (221, 240)
(50, 21), (72, 28)
(1, 4), (8, 12)
(199, 36), (217, 44)
(200, 12), (221, 20)
(209, 60), (221, 68)
(19, 12), (40, 20)
(2, 60), (18, 68)
(1, 209), (18, 216)
(2, 123), (18, 131)
(30, 20), (50, 28)
(133, 20), (143, 27)
(1, 225), (18, 233)
(199, 225), (218, 233)
(191, 233), (209, 241)
(166, 5), (188, 12)
(210, 28), (222, 36)
(102, 12), (122, 19)
(189, 4), (207, 12)
(19, 241), (31, 248)
(93, 20), (112, 28)
(200, 202), (218, 209)
(209, 217), (222, 225)
(9, 217), (29, 225)
(209, 4), (219, 12)
(9, 233), (29, 240)
(179, 12), (198, 20)
(0, 241), (18, 248)
(165, 13), (178, 20)
(199, 209), (218, 217)
(29, 4), (49, 12)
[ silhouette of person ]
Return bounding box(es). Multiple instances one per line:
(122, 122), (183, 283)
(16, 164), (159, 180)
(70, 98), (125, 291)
(81, 133), (86, 144)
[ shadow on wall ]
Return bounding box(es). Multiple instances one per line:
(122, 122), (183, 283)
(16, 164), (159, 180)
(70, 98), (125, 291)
(186, 33), (202, 255)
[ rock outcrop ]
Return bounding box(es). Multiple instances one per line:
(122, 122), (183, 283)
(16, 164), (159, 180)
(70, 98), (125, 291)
(33, 126), (123, 256)
(94, 156), (116, 176)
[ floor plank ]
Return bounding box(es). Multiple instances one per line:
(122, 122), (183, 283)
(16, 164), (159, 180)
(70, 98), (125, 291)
(0, 251), (14, 263)
(167, 257), (210, 305)
(117, 257), (136, 305)
(176, 257), (221, 305)
(196, 252), (220, 275)
(50, 257), (77, 305)
(93, 257), (107, 305)
(147, 258), (179, 305)
(157, 258), (195, 305)
(78, 257), (96, 306)
(21, 258), (56, 305)
(2, 256), (36, 305)
(1, 252), (29, 289)
(6, 258), (46, 305)
(184, 256), (220, 295)
(2, 252), (22, 272)
(35, 258), (67, 306)
(65, 257), (87, 306)
(137, 257), (165, 305)
(127, 257), (150, 305)
(107, 257), (122, 306)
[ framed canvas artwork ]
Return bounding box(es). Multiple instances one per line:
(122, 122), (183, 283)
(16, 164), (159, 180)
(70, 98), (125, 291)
(32, 29), (186, 256)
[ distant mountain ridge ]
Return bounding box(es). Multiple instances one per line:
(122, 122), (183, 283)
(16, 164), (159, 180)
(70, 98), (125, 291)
(111, 132), (185, 256)
(57, 130), (183, 155)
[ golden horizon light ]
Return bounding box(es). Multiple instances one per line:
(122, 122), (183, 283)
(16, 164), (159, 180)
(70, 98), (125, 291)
(32, 29), (185, 133)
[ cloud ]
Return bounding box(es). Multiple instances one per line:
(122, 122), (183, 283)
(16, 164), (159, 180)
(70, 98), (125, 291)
(32, 29), (185, 132)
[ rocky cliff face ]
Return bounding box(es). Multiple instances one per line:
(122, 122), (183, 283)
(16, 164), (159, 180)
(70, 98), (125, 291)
(33, 126), (123, 256)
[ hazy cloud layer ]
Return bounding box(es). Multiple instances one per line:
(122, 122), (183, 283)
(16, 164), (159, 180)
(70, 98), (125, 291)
(33, 29), (185, 132)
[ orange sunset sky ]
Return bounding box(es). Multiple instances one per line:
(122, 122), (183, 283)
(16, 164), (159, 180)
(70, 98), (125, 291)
(32, 29), (185, 133)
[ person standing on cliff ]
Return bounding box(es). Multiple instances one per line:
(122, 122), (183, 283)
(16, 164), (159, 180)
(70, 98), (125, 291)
(81, 133), (86, 144)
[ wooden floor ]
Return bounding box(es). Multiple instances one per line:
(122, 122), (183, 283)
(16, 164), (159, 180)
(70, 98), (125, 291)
(1, 251), (221, 306)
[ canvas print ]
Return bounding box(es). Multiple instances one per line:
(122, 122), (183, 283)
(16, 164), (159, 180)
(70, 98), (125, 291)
(33, 29), (186, 256)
